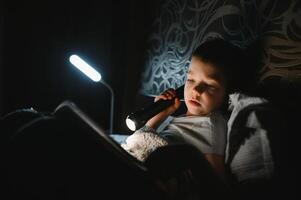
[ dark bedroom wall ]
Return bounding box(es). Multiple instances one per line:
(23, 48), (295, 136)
(112, 0), (162, 132)
(0, 0), (3, 114)
(0, 0), (160, 133)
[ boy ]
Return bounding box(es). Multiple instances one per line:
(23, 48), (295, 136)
(122, 38), (246, 179)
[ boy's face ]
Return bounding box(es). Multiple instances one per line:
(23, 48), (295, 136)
(184, 56), (227, 116)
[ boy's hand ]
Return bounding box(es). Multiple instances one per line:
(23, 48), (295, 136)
(146, 88), (181, 129)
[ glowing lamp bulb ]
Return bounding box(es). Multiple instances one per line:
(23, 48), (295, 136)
(69, 54), (101, 82)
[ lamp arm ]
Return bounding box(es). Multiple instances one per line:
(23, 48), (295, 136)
(100, 80), (114, 135)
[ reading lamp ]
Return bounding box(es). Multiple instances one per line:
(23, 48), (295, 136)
(69, 54), (114, 135)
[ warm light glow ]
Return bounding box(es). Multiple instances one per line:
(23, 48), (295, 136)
(69, 55), (101, 82)
(126, 118), (136, 131)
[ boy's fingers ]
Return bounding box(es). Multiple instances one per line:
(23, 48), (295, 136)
(155, 94), (168, 102)
(174, 98), (181, 108)
(155, 88), (177, 102)
(161, 93), (170, 100)
(163, 93), (172, 100)
(164, 89), (176, 99)
(166, 89), (176, 96)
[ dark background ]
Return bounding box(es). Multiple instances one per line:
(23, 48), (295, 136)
(0, 0), (160, 133)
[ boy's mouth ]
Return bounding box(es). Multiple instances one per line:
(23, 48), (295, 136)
(188, 99), (201, 107)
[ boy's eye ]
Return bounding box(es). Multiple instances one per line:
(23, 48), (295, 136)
(207, 85), (216, 90)
(186, 79), (194, 82)
(206, 85), (217, 92)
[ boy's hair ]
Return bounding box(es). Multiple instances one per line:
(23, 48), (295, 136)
(192, 38), (252, 94)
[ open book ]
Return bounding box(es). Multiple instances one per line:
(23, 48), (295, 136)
(54, 100), (147, 172)
(4, 100), (164, 199)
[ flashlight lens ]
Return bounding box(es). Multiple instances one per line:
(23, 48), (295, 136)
(126, 118), (136, 131)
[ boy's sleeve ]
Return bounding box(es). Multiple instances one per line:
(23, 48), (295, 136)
(121, 126), (168, 161)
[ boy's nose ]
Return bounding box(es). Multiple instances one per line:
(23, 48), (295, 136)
(193, 85), (204, 95)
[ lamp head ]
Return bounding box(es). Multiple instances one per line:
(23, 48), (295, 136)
(69, 54), (102, 82)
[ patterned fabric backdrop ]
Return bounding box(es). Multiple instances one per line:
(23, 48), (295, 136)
(140, 0), (301, 96)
